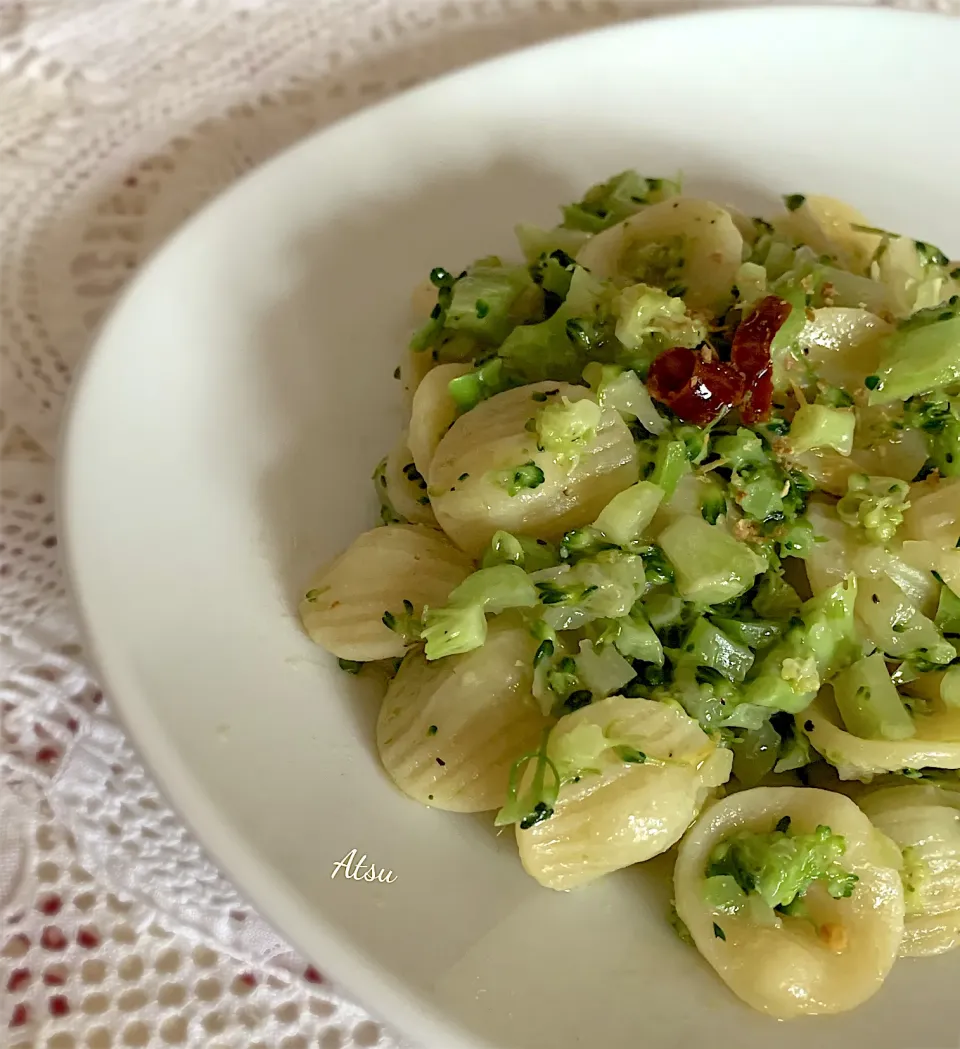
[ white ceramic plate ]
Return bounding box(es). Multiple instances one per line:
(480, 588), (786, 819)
(62, 8), (960, 1048)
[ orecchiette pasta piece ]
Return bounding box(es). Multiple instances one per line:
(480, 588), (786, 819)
(383, 431), (437, 527)
(401, 344), (436, 405)
(803, 501), (939, 616)
(576, 198), (743, 314)
(860, 785), (960, 956)
(903, 477), (960, 547)
(298, 524), (472, 661)
(515, 697), (732, 891)
(774, 195), (882, 275)
(407, 362), (471, 478)
(800, 691), (960, 781)
(429, 382), (639, 557)
(376, 614), (551, 811)
(795, 308), (891, 392)
(792, 421), (928, 499)
(674, 787), (905, 1018)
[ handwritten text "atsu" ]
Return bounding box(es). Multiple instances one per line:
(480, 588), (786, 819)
(331, 848), (397, 884)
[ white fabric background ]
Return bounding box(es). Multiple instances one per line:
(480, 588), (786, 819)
(1, 1), (957, 1045)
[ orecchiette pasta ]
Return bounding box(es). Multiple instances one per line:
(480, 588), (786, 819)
(516, 696), (732, 890)
(298, 524), (472, 660)
(376, 613), (552, 811)
(674, 787), (905, 1018)
(860, 785), (960, 957)
(576, 198), (743, 313)
(429, 382), (639, 556)
(800, 691), (960, 781)
(774, 195), (882, 275)
(903, 477), (960, 547)
(401, 343), (436, 405)
(796, 308), (891, 392)
(407, 362), (471, 478)
(384, 431), (438, 527)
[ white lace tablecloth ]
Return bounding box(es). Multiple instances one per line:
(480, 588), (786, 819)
(1, 0), (957, 1045)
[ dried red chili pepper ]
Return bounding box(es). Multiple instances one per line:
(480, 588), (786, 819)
(730, 295), (792, 424)
(646, 346), (745, 427)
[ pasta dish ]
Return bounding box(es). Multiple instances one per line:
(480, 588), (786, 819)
(297, 172), (960, 1017)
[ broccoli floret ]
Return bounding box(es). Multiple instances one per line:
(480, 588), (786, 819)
(905, 393), (960, 478)
(419, 605), (487, 661)
(530, 248), (576, 306)
(559, 526), (617, 563)
(583, 362), (667, 434)
(705, 821), (858, 912)
(714, 428), (794, 523)
(836, 473), (910, 545)
(741, 576), (858, 714)
(497, 266), (618, 384)
(536, 396), (603, 467)
(561, 171), (681, 233)
(613, 283), (705, 360)
(409, 266), (458, 352)
(421, 565), (538, 659)
(481, 530), (559, 572)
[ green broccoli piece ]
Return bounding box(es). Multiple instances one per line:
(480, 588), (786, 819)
(868, 302), (960, 404)
(836, 473), (910, 545)
(658, 516), (767, 606)
(529, 249), (576, 304)
(421, 565), (538, 659)
(561, 171), (681, 233)
(613, 283), (705, 363)
(419, 605), (487, 661)
(582, 362), (667, 434)
(515, 224), (591, 265)
(705, 820), (858, 912)
(448, 357), (514, 414)
(497, 266), (617, 384)
(682, 618), (755, 684)
(740, 575), (859, 714)
(445, 262), (534, 344)
(649, 437), (690, 500)
(481, 530), (559, 572)
(410, 266), (458, 352)
(536, 396), (603, 466)
(558, 526), (617, 563)
(713, 428), (792, 523)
